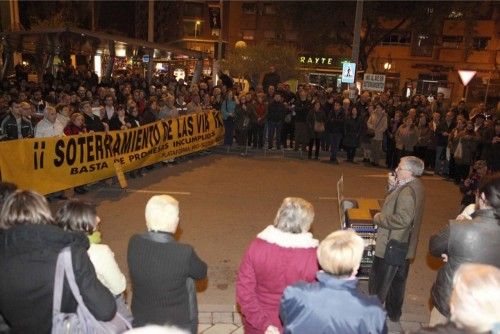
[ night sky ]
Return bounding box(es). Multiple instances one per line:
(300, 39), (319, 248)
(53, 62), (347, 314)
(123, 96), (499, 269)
(18, 1), (136, 37)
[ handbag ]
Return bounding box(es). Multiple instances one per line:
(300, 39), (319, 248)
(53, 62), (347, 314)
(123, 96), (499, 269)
(366, 115), (384, 138)
(453, 138), (463, 160)
(384, 239), (409, 266)
(313, 114), (325, 133)
(314, 121), (325, 133)
(242, 116), (250, 129)
(52, 247), (132, 334)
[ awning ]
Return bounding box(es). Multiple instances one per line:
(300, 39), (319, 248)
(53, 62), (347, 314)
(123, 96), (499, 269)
(1, 26), (208, 59)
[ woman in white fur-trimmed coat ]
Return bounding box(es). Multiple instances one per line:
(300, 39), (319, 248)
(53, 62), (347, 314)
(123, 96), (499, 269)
(236, 197), (319, 334)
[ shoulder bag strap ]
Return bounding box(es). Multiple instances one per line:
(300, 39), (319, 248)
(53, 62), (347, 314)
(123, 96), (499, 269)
(374, 114), (384, 130)
(60, 247), (87, 307)
(52, 247), (68, 316)
(406, 186), (417, 243)
(60, 246), (133, 330)
(60, 246), (106, 330)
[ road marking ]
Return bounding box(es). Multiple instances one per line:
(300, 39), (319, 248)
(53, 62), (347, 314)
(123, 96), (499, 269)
(130, 189), (191, 195)
(101, 188), (191, 195)
(361, 174), (390, 178)
(361, 174), (435, 180)
(319, 196), (385, 202)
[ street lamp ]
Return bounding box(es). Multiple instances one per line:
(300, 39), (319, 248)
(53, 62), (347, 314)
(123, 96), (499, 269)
(383, 54), (392, 71)
(194, 20), (201, 39)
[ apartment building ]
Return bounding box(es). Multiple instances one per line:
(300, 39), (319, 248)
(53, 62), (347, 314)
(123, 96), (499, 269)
(223, 1), (499, 104)
(368, 8), (499, 103)
(95, 0), (498, 104)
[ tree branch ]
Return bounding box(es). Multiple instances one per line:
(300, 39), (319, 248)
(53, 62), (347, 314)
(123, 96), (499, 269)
(365, 15), (411, 56)
(335, 32), (353, 48)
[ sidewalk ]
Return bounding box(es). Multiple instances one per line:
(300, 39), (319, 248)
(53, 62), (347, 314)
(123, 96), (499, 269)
(196, 302), (428, 334)
(196, 280), (429, 333)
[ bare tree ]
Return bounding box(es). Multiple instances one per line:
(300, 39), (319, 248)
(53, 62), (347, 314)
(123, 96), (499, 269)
(221, 43), (298, 87)
(280, 1), (475, 71)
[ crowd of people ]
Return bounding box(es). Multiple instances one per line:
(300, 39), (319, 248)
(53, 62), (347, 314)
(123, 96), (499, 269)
(0, 64), (499, 334)
(1, 63), (499, 200)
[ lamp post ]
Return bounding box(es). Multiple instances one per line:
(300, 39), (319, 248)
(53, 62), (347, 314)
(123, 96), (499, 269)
(351, 0), (363, 74)
(217, 0), (223, 62)
(147, 0), (154, 86)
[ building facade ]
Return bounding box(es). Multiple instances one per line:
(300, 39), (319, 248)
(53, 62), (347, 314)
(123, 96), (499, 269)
(220, 1), (499, 104)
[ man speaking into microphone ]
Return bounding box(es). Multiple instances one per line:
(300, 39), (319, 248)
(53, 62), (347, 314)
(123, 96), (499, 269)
(369, 156), (425, 323)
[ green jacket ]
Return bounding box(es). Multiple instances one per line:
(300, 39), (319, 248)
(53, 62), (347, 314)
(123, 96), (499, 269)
(374, 178), (425, 260)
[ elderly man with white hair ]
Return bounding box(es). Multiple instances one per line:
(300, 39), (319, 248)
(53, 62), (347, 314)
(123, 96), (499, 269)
(369, 156), (425, 323)
(35, 105), (67, 200)
(127, 195), (207, 333)
(34, 106), (65, 138)
(414, 263), (500, 334)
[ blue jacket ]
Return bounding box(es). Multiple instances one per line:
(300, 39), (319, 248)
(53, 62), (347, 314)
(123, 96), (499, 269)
(280, 272), (387, 334)
(221, 99), (237, 120)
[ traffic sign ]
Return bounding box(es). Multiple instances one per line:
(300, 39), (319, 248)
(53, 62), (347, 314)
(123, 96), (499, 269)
(362, 73), (386, 92)
(341, 62), (356, 83)
(142, 55), (150, 63)
(458, 70), (476, 86)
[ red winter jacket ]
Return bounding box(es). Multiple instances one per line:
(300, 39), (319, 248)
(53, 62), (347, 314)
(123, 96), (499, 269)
(236, 225), (319, 334)
(63, 124), (87, 136)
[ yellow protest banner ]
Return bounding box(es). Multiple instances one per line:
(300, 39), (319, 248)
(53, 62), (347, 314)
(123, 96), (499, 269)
(0, 110), (224, 195)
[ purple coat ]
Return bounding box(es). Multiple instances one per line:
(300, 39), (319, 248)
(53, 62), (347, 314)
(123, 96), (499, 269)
(236, 225), (319, 334)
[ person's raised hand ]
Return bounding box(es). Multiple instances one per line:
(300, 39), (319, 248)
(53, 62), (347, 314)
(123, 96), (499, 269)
(265, 325), (280, 334)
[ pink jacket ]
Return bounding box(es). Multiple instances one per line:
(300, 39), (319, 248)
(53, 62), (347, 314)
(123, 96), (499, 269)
(236, 225), (319, 334)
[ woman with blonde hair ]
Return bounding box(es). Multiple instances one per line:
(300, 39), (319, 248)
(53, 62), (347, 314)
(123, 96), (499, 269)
(395, 116), (418, 164)
(237, 197), (319, 334)
(63, 112), (87, 136)
(280, 230), (387, 334)
(366, 103), (388, 166)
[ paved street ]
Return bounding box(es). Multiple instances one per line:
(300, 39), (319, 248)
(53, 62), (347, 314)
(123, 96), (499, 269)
(69, 149), (462, 333)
